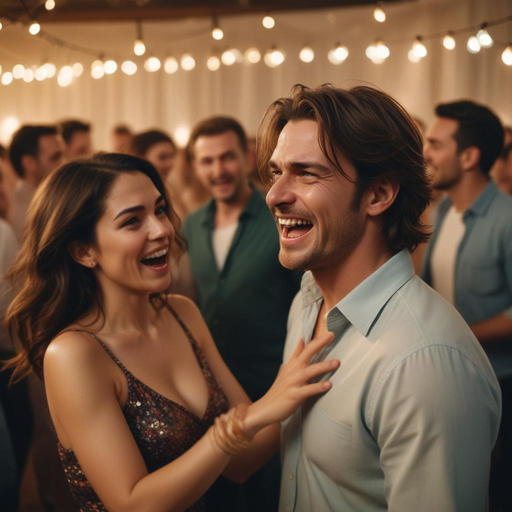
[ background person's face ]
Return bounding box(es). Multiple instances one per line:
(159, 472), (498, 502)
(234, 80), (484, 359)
(145, 141), (176, 180)
(66, 131), (92, 160)
(36, 134), (65, 182)
(194, 130), (249, 203)
(424, 118), (463, 191)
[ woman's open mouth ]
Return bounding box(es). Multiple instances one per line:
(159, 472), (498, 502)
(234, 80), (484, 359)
(141, 247), (169, 268)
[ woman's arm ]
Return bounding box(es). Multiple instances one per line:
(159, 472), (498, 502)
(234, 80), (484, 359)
(169, 295), (337, 482)
(44, 311), (337, 511)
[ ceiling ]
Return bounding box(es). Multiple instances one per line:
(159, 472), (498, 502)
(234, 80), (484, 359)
(2, 0), (407, 22)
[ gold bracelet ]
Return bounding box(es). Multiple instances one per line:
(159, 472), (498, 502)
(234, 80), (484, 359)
(209, 407), (253, 456)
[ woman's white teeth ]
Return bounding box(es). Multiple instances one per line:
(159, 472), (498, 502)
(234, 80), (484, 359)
(278, 218), (311, 226)
(145, 248), (168, 260)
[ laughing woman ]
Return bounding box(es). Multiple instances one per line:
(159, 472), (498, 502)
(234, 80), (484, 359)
(3, 153), (338, 512)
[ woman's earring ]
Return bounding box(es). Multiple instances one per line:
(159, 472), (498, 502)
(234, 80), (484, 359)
(89, 262), (95, 267)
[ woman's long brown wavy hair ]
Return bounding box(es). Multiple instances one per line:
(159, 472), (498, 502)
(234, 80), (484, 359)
(3, 153), (185, 382)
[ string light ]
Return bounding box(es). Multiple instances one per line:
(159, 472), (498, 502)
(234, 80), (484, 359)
(374, 6), (386, 23)
(0, 21), (3, 31)
(467, 36), (481, 54)
(104, 60), (117, 74)
(443, 32), (456, 50)
(207, 56), (221, 71)
(60, 66), (73, 80)
(72, 62), (84, 78)
(1, 72), (13, 85)
(412, 37), (427, 58)
(476, 25), (494, 48)
(45, 0), (56, 10)
(91, 60), (105, 79)
(299, 46), (315, 63)
(23, 69), (35, 83)
(366, 40), (390, 64)
(121, 60), (137, 75)
(502, 45), (512, 66)
(262, 14), (275, 29)
(221, 49), (236, 66)
(164, 57), (179, 74)
(264, 48), (285, 68)
(13, 65), (25, 79)
(29, 22), (41, 35)
(180, 53), (196, 71)
(408, 49), (421, 63)
(35, 66), (47, 81)
(43, 63), (56, 78)
(328, 44), (349, 64)
(134, 20), (146, 56)
(244, 48), (261, 64)
(144, 57), (161, 72)
(212, 16), (223, 41)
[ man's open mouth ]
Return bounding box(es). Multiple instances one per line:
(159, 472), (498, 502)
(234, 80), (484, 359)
(278, 217), (313, 239)
(141, 247), (168, 268)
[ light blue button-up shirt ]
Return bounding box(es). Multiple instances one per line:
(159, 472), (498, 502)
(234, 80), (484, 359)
(280, 250), (501, 512)
(422, 181), (512, 379)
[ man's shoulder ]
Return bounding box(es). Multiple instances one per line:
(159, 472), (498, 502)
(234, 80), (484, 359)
(182, 202), (211, 233)
(488, 188), (512, 219)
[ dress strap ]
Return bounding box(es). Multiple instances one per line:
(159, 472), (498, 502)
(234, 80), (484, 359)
(163, 302), (200, 351)
(59, 329), (130, 375)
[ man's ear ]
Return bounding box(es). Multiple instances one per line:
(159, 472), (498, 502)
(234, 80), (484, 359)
(459, 146), (481, 172)
(67, 241), (97, 268)
(365, 178), (400, 217)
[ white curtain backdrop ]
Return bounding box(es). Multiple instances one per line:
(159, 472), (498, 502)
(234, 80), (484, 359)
(0, 0), (511, 149)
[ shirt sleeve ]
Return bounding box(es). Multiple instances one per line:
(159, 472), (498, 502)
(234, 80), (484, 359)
(502, 226), (512, 321)
(369, 344), (501, 512)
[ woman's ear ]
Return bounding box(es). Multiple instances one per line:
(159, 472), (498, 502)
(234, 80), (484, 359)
(67, 241), (97, 268)
(365, 178), (400, 217)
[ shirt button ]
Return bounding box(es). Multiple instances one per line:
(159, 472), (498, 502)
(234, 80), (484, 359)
(289, 473), (294, 481)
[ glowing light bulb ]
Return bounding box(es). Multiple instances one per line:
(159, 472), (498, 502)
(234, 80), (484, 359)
(443, 34), (456, 50)
(467, 36), (481, 54)
(366, 41), (389, 64)
(13, 65), (25, 79)
(212, 27), (224, 41)
(244, 48), (261, 64)
(23, 69), (35, 82)
(134, 39), (146, 56)
(72, 62), (83, 78)
(299, 46), (315, 63)
(476, 29), (493, 48)
(91, 60), (105, 79)
(0, 21), (3, 31)
(45, 0), (56, 10)
(35, 66), (47, 81)
(502, 45), (512, 66)
(328, 44), (349, 64)
(44, 63), (56, 78)
(221, 50), (236, 66)
(412, 39), (427, 58)
(180, 54), (195, 71)
(58, 74), (72, 87)
(207, 56), (220, 71)
(144, 57), (161, 72)
(264, 48), (285, 68)
(59, 65), (73, 79)
(374, 7), (386, 23)
(262, 15), (275, 29)
(408, 49), (421, 63)
(2, 72), (13, 85)
(104, 60), (117, 74)
(121, 61), (137, 75)
(164, 57), (179, 74)
(29, 22), (40, 35)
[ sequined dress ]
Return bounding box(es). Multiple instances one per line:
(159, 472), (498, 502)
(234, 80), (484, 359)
(57, 305), (230, 512)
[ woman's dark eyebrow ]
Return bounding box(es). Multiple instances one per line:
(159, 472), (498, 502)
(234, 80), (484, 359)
(113, 195), (164, 220)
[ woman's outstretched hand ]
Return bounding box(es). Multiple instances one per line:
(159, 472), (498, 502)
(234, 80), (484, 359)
(240, 332), (339, 438)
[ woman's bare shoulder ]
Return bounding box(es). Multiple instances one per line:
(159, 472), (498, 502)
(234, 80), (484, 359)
(166, 294), (209, 346)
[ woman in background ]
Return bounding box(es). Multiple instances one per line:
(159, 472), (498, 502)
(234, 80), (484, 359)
(3, 153), (337, 511)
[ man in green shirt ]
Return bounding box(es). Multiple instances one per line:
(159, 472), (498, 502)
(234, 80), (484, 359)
(182, 116), (301, 511)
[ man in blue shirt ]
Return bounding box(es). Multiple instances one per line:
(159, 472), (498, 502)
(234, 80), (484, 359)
(422, 100), (511, 510)
(259, 84), (501, 511)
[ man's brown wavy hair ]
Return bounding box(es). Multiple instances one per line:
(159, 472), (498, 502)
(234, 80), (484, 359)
(257, 84), (432, 253)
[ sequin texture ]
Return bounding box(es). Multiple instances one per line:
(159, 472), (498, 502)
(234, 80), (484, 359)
(57, 305), (230, 511)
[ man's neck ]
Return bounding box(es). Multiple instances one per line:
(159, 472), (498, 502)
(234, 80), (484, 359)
(312, 230), (394, 313)
(446, 171), (489, 213)
(214, 184), (253, 228)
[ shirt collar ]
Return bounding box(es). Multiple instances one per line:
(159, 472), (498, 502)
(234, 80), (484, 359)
(465, 180), (498, 218)
(200, 184), (263, 227)
(300, 249), (415, 337)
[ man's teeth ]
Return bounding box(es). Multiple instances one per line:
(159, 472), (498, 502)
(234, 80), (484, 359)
(144, 248), (168, 260)
(277, 218), (312, 227)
